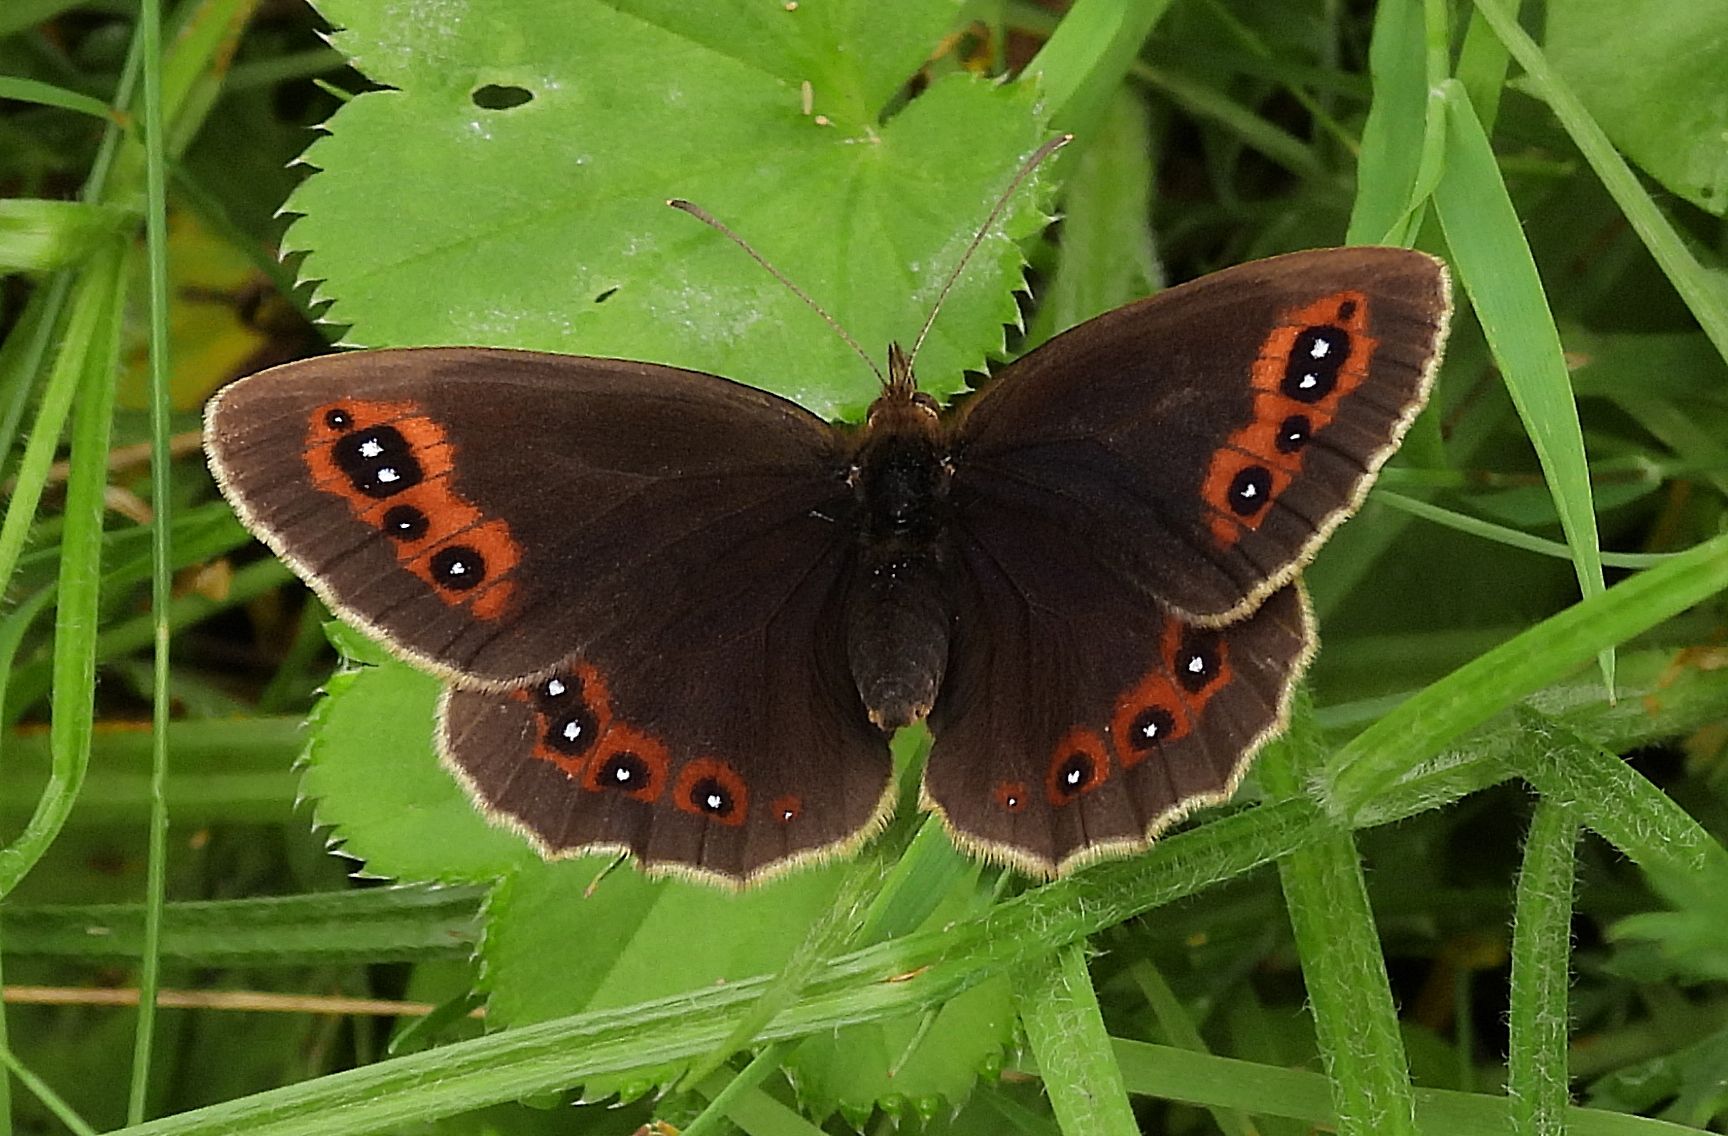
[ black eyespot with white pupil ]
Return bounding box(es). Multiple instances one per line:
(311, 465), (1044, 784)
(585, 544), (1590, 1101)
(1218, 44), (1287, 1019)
(1227, 466), (1273, 516)
(324, 407), (352, 430)
(1176, 634), (1222, 693)
(690, 777), (735, 818)
(1054, 752), (1096, 800)
(1281, 326), (1349, 404)
(429, 546), (486, 590)
(544, 702), (597, 757)
(597, 752), (649, 790)
(1275, 414), (1312, 454)
(333, 425), (424, 498)
(1129, 706), (1177, 750)
(381, 504), (429, 541)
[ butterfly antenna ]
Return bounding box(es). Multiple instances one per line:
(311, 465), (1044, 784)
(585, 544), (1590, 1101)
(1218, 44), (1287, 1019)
(668, 198), (886, 386)
(905, 133), (1071, 372)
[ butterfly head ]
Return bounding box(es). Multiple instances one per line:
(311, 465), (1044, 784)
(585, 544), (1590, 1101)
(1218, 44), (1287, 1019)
(873, 342), (939, 420)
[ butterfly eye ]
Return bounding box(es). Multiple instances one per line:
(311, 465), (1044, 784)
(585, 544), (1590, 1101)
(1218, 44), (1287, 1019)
(578, 725), (669, 802)
(1055, 753), (1093, 796)
(1045, 730), (1112, 806)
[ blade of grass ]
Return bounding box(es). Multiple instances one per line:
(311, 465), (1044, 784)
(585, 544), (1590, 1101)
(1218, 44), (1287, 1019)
(0, 199), (136, 273)
(1507, 798), (1579, 1136)
(682, 1048), (786, 1135)
(0, 274), (73, 487)
(1346, 0), (1427, 245)
(1107, 1039), (1710, 1135)
(1318, 528), (1728, 822)
(3, 557), (296, 723)
(0, 240), (126, 901)
(1453, 0), (1515, 128)
(678, 850), (885, 1090)
(131, 0), (177, 1115)
(0, 1040), (99, 1136)
(1375, 489), (1672, 570)
(688, 1061), (826, 1136)
(1125, 959), (1257, 1136)
(1260, 697), (1418, 1136)
(1134, 63), (1327, 181)
(1021, 0), (1177, 144)
(1, 884), (484, 965)
(1433, 78), (1610, 687)
(1018, 943), (1139, 1136)
(0, 254), (124, 597)
(1469, 0), (1728, 364)
(0, 75), (120, 121)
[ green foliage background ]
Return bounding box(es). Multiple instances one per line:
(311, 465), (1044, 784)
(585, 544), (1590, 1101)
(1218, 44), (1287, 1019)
(1, 0), (1727, 1134)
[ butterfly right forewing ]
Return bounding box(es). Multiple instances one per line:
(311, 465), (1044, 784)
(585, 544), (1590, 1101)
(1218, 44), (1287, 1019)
(951, 247), (1449, 623)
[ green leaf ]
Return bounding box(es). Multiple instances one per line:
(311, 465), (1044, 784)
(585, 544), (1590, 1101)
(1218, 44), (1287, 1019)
(784, 974), (1014, 1120)
(290, 0), (1051, 420)
(299, 656), (532, 883)
(482, 860), (842, 1027)
(1544, 0), (1728, 216)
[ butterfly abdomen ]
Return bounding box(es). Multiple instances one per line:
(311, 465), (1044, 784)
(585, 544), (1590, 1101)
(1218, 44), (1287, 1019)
(845, 392), (954, 730)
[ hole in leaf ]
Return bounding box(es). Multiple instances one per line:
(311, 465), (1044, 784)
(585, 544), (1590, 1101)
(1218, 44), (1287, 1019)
(472, 84), (533, 110)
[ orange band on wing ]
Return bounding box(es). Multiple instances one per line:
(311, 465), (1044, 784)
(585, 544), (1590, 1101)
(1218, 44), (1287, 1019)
(1201, 291), (1376, 547)
(304, 399), (522, 619)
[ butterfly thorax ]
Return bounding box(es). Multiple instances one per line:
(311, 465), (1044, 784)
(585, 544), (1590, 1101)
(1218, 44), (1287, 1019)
(844, 370), (953, 731)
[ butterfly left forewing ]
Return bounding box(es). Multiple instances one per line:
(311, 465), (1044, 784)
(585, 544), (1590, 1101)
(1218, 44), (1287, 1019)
(205, 346), (851, 683)
(952, 246), (1450, 624)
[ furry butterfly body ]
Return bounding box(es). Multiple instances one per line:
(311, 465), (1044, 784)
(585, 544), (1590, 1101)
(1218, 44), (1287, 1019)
(205, 246), (1450, 884)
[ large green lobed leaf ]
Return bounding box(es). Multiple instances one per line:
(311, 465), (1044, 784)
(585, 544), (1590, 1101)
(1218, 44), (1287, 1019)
(290, 0), (1052, 419)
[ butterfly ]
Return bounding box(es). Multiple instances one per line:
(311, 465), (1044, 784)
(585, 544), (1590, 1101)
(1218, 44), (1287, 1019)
(204, 245), (1450, 886)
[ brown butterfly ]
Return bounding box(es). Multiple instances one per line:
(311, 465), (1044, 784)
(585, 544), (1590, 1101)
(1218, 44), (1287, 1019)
(204, 245), (1450, 886)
